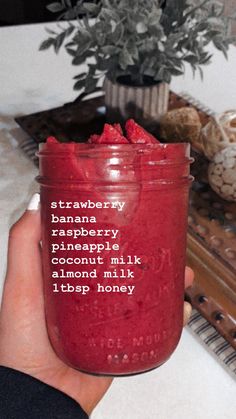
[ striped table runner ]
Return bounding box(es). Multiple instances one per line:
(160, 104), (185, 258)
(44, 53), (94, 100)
(20, 137), (39, 164)
(188, 309), (236, 376)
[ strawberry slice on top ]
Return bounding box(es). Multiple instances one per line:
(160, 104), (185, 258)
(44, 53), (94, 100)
(89, 123), (128, 144)
(113, 123), (123, 135)
(125, 119), (159, 144)
(88, 134), (100, 144)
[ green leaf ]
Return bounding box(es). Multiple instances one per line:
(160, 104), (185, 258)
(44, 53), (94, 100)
(62, 0), (72, 7)
(97, 55), (116, 71)
(47, 2), (65, 13)
(136, 22), (148, 34)
(54, 32), (67, 53)
(73, 72), (88, 80)
(143, 68), (156, 78)
(83, 2), (100, 14)
(45, 27), (57, 35)
(198, 66), (204, 81)
(75, 39), (93, 56)
(149, 24), (164, 38)
(39, 38), (55, 51)
(66, 47), (76, 56)
(212, 1), (224, 17)
(154, 67), (165, 81)
(154, 65), (172, 83)
(184, 54), (199, 64)
(199, 52), (212, 64)
(111, 23), (124, 45)
(162, 69), (171, 83)
(148, 10), (162, 26)
(72, 55), (86, 65)
(65, 26), (74, 37)
(95, 30), (106, 46)
(184, 0), (209, 20)
(169, 67), (184, 76)
(196, 21), (210, 32)
(126, 40), (139, 60)
(213, 39), (228, 58)
(100, 7), (120, 21)
(74, 79), (86, 91)
(204, 29), (222, 38)
(119, 48), (135, 70)
(62, 8), (78, 19)
(101, 45), (120, 55)
(73, 29), (91, 45)
(103, 0), (113, 8)
(85, 76), (98, 93)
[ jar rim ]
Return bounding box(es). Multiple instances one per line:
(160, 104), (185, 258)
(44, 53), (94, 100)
(37, 142), (191, 161)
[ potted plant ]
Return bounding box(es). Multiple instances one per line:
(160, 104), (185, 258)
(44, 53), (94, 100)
(40, 0), (235, 123)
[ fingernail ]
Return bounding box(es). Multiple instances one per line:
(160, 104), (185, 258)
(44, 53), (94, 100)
(27, 193), (40, 211)
(183, 301), (192, 326)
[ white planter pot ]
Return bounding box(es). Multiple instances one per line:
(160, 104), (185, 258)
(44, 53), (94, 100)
(104, 77), (169, 123)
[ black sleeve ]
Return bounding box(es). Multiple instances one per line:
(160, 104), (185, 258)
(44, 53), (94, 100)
(0, 366), (89, 419)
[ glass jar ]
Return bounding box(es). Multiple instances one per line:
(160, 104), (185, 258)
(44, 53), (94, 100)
(37, 141), (192, 376)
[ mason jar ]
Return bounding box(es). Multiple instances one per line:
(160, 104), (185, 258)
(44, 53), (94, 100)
(37, 139), (192, 376)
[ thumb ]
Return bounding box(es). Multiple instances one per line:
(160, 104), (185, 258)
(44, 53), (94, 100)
(4, 193), (42, 290)
(0, 194), (50, 371)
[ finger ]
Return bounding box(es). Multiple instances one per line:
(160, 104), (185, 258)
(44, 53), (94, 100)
(0, 194), (55, 369)
(183, 301), (192, 326)
(184, 267), (194, 325)
(184, 266), (194, 289)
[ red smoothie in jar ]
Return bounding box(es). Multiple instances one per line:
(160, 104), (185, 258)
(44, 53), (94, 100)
(37, 125), (192, 376)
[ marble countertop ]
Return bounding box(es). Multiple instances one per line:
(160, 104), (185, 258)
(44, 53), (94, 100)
(0, 23), (236, 419)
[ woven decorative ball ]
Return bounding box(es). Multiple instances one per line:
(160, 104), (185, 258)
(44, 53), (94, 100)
(202, 110), (236, 160)
(159, 107), (202, 146)
(208, 145), (236, 201)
